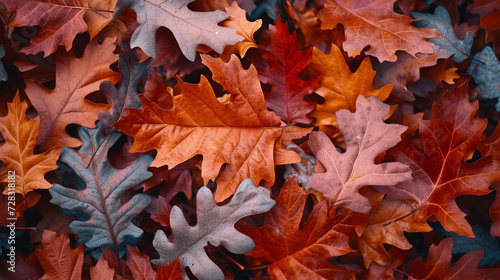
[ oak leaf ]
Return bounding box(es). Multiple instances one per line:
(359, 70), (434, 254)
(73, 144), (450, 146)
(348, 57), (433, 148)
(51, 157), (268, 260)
(308, 96), (411, 213)
(409, 238), (500, 279)
(23, 38), (119, 152)
(49, 123), (153, 255)
(219, 2), (262, 61)
(384, 84), (500, 236)
(152, 179), (275, 280)
(237, 178), (358, 279)
(35, 230), (84, 280)
(90, 257), (115, 280)
(123, 0), (243, 61)
(318, 0), (440, 62)
(357, 198), (430, 268)
(309, 44), (393, 135)
(0, 94), (59, 197)
(115, 54), (300, 202)
(1, 0), (117, 57)
(259, 17), (318, 124)
(468, 46), (500, 111)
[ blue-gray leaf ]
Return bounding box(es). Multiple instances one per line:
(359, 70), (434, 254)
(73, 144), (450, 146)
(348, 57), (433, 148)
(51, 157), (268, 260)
(468, 46), (500, 111)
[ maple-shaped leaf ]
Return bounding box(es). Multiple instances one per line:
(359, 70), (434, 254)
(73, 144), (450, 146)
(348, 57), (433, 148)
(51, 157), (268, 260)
(49, 122), (153, 256)
(259, 17), (318, 124)
(0, 94), (59, 197)
(318, 0), (440, 62)
(115, 54), (300, 202)
(412, 6), (472, 62)
(308, 96), (411, 213)
(237, 178), (358, 279)
(24, 38), (119, 152)
(35, 230), (84, 280)
(99, 43), (149, 129)
(1, 0), (117, 57)
(384, 84), (500, 236)
(151, 179), (275, 280)
(120, 0), (243, 61)
(409, 238), (500, 279)
(468, 46), (500, 111)
(309, 44), (393, 135)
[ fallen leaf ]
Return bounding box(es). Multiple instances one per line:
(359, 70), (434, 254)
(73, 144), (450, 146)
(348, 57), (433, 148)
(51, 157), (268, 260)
(308, 96), (411, 213)
(318, 0), (440, 62)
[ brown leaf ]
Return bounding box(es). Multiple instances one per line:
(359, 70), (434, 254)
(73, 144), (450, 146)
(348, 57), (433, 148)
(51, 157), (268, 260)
(90, 257), (114, 280)
(125, 246), (157, 280)
(35, 230), (84, 280)
(23, 38), (119, 151)
(318, 0), (440, 62)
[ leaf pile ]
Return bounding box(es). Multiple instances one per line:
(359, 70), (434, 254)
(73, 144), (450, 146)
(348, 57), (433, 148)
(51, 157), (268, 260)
(1, 0), (500, 279)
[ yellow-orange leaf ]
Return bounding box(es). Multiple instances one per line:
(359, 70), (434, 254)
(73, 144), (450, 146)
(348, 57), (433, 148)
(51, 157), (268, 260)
(0, 94), (60, 197)
(309, 44), (393, 138)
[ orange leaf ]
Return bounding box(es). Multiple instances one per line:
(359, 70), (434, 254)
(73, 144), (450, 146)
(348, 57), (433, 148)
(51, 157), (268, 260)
(90, 257), (115, 280)
(115, 54), (299, 202)
(237, 178), (359, 279)
(0, 94), (59, 197)
(23, 38), (119, 151)
(318, 0), (440, 62)
(309, 44), (392, 137)
(35, 230), (84, 280)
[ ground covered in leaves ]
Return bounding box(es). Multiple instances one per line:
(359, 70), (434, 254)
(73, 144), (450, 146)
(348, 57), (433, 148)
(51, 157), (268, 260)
(1, 0), (500, 279)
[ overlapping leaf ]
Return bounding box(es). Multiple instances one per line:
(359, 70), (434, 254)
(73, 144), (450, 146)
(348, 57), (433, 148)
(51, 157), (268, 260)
(258, 17), (318, 124)
(1, 0), (117, 57)
(468, 46), (500, 111)
(120, 0), (243, 61)
(318, 0), (440, 62)
(0, 94), (59, 197)
(152, 179), (275, 280)
(308, 96), (412, 213)
(412, 6), (473, 62)
(115, 54), (300, 202)
(309, 44), (393, 135)
(237, 178), (358, 279)
(49, 122), (153, 255)
(23, 38), (119, 151)
(385, 84), (500, 236)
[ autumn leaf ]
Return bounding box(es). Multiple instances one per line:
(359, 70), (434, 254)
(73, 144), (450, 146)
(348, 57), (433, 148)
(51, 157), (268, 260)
(409, 238), (500, 279)
(90, 257), (115, 280)
(468, 0), (500, 31)
(219, 2), (262, 61)
(468, 46), (500, 111)
(373, 50), (449, 101)
(308, 96), (411, 213)
(357, 197), (430, 268)
(0, 46), (7, 81)
(0, 94), (59, 197)
(125, 246), (157, 280)
(258, 17), (318, 124)
(49, 122), (153, 256)
(115, 54), (300, 202)
(384, 84), (500, 236)
(23, 37), (119, 152)
(237, 178), (359, 279)
(35, 230), (84, 280)
(1, 0), (117, 57)
(412, 6), (473, 62)
(118, 0), (243, 61)
(309, 44), (393, 135)
(152, 179), (275, 280)
(318, 0), (440, 62)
